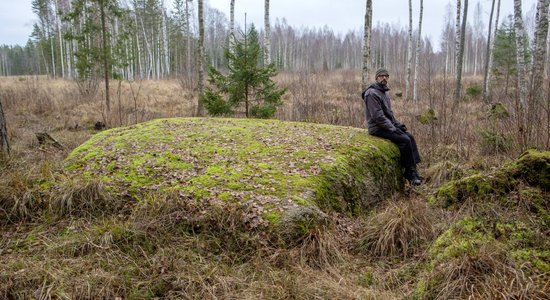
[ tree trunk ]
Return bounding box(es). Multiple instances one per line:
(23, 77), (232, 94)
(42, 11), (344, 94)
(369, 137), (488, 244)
(55, 0), (65, 78)
(100, 0), (111, 113)
(483, 0), (498, 102)
(197, 0), (205, 116)
(162, 10), (170, 78)
(413, 0), (424, 102)
(230, 0), (235, 42)
(529, 0), (549, 146)
(406, 0), (413, 100)
(185, 0), (192, 78)
(455, 0), (461, 74)
(454, 0), (468, 103)
(0, 100), (9, 157)
(361, 0), (372, 90)
(531, 0), (549, 106)
(514, 0), (528, 111)
(514, 0), (529, 149)
(264, 0), (271, 65)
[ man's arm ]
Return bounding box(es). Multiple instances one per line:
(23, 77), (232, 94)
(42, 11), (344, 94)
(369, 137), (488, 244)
(365, 94), (397, 132)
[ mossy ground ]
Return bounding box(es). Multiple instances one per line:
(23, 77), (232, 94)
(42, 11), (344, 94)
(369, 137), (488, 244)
(412, 150), (550, 299)
(64, 117), (402, 238)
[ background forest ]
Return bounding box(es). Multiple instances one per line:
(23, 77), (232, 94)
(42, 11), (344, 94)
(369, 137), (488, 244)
(0, 0), (549, 299)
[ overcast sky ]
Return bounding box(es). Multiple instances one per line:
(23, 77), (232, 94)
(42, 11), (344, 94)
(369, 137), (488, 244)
(0, 0), (537, 51)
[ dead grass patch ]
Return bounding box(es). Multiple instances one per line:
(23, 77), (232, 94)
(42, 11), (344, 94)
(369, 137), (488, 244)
(49, 177), (117, 218)
(358, 198), (436, 259)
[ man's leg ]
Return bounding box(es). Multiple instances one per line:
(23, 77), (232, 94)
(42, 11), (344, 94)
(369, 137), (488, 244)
(372, 130), (416, 168)
(373, 130), (422, 185)
(404, 132), (421, 165)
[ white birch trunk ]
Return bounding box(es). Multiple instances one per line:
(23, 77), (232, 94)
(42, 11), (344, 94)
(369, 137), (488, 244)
(406, 0), (413, 100)
(49, 18), (56, 78)
(186, 0), (192, 77)
(55, 0), (65, 78)
(134, 13), (143, 79)
(531, 0), (549, 105)
(413, 0), (424, 102)
(455, 0), (461, 74)
(487, 0), (501, 100)
(514, 0), (528, 110)
(197, 0), (205, 115)
(454, 0), (468, 102)
(264, 0), (271, 65)
(483, 0), (498, 102)
(163, 10), (170, 78)
(361, 0), (373, 90)
(230, 0), (235, 40)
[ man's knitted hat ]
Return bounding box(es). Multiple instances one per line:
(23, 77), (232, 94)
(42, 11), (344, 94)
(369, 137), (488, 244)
(375, 68), (389, 79)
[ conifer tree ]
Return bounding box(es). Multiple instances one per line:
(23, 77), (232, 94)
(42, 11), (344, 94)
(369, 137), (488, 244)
(201, 24), (285, 118)
(64, 0), (129, 112)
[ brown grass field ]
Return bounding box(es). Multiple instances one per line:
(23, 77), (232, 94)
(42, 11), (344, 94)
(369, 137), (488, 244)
(0, 72), (548, 299)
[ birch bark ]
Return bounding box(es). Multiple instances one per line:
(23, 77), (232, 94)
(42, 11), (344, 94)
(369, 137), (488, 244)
(413, 0), (423, 102)
(361, 0), (372, 90)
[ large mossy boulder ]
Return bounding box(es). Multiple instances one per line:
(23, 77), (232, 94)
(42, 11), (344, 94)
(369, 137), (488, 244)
(64, 118), (402, 241)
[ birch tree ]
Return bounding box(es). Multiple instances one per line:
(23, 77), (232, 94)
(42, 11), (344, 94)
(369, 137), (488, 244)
(472, 1), (483, 76)
(483, 0), (500, 102)
(455, 0), (461, 73)
(197, 0), (205, 116)
(264, 0), (271, 65)
(529, 0), (549, 146)
(514, 0), (528, 111)
(99, 0), (111, 112)
(454, 0), (468, 102)
(530, 0), (549, 106)
(230, 0), (235, 42)
(413, 0), (424, 102)
(54, 0), (65, 78)
(362, 0), (373, 90)
(406, 0), (413, 100)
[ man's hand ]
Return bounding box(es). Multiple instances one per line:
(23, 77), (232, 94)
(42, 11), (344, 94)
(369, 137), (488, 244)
(393, 127), (405, 135)
(398, 123), (407, 132)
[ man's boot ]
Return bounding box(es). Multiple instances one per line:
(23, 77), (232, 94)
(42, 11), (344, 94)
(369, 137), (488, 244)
(411, 166), (424, 181)
(405, 167), (422, 186)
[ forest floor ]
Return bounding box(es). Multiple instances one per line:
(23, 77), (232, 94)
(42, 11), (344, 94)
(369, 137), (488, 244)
(0, 74), (548, 299)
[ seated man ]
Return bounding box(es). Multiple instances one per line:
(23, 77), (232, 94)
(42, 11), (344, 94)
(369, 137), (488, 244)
(361, 68), (423, 185)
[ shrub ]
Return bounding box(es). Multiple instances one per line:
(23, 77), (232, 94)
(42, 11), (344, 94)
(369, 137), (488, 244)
(466, 85), (482, 98)
(479, 130), (511, 154)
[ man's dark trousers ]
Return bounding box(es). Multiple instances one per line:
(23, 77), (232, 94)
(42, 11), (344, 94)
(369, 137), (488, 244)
(372, 130), (421, 168)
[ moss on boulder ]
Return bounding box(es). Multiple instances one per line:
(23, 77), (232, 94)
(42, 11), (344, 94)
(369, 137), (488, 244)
(415, 150), (550, 299)
(64, 118), (402, 241)
(433, 150), (550, 208)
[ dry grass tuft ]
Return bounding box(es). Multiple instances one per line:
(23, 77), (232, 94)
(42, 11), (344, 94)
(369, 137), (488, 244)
(419, 243), (550, 299)
(358, 199), (436, 259)
(49, 177), (116, 217)
(0, 168), (43, 223)
(296, 227), (345, 268)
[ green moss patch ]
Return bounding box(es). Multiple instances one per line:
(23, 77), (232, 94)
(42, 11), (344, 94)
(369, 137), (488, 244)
(64, 118), (402, 240)
(433, 150), (550, 208)
(413, 213), (549, 299)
